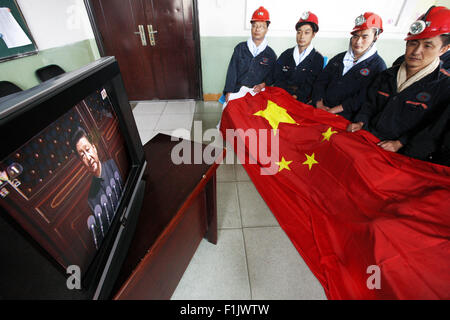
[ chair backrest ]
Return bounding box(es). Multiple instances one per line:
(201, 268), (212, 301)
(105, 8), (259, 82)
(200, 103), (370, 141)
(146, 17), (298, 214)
(323, 56), (328, 69)
(0, 81), (22, 98)
(35, 64), (65, 82)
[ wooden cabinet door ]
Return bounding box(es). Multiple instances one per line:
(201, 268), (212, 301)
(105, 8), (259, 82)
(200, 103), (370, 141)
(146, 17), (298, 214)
(89, 0), (201, 101)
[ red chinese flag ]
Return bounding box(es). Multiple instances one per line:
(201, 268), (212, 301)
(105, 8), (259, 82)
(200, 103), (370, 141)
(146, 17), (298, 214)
(219, 86), (450, 300)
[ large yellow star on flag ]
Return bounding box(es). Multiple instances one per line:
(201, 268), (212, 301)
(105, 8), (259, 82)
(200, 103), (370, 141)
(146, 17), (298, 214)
(276, 157), (293, 172)
(322, 127), (338, 142)
(253, 100), (297, 135)
(303, 153), (319, 170)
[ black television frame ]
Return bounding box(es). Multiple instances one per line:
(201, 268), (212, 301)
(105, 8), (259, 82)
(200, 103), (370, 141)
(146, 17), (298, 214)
(0, 56), (146, 299)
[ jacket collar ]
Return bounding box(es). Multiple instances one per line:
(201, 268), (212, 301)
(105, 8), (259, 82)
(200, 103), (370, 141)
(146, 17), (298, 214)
(247, 37), (268, 57)
(293, 44), (314, 66)
(383, 61), (445, 96)
(342, 43), (378, 75)
(386, 61), (444, 82)
(339, 52), (378, 78)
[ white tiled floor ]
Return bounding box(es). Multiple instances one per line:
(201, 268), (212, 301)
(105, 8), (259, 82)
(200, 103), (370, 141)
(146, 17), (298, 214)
(131, 100), (327, 300)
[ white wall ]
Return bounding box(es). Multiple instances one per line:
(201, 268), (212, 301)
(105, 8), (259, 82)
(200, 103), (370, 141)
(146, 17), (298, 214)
(198, 0), (247, 37)
(17, 0), (94, 50)
(198, 0), (442, 39)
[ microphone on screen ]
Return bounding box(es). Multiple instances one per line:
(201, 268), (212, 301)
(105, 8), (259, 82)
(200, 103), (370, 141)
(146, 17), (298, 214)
(106, 186), (115, 213)
(110, 177), (120, 201)
(100, 194), (111, 225)
(87, 215), (99, 250)
(114, 171), (122, 192)
(94, 204), (105, 237)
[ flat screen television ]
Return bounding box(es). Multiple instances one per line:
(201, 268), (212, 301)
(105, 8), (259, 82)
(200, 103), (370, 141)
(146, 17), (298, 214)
(0, 57), (147, 299)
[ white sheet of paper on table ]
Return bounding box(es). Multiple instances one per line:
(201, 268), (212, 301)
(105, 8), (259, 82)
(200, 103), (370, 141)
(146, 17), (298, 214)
(217, 86), (265, 129)
(0, 7), (32, 49)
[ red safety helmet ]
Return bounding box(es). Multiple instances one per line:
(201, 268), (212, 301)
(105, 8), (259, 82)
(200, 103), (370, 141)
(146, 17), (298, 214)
(405, 6), (450, 41)
(251, 6), (270, 23)
(351, 12), (383, 35)
(295, 11), (319, 32)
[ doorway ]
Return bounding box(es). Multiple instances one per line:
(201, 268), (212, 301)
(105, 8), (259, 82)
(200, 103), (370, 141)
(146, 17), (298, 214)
(86, 0), (202, 101)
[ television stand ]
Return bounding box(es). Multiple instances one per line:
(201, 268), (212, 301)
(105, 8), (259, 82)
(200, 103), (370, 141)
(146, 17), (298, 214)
(112, 133), (224, 299)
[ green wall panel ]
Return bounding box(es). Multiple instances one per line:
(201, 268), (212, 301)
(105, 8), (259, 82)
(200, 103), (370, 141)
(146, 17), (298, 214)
(0, 39), (99, 91)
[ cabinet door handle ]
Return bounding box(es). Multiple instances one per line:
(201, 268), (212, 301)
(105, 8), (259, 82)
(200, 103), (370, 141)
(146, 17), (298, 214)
(147, 24), (157, 46)
(134, 25), (147, 46)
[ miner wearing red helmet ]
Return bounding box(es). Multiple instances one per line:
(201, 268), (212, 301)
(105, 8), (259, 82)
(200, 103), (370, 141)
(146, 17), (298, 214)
(223, 6), (277, 102)
(392, 6), (450, 70)
(348, 6), (450, 164)
(312, 12), (386, 121)
(272, 11), (324, 103)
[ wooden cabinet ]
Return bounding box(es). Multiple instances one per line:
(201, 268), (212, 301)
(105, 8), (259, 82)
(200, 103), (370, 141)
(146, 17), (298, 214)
(113, 134), (224, 299)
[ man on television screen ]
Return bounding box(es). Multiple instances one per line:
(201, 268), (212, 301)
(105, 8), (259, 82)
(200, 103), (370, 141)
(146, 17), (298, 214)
(71, 126), (123, 246)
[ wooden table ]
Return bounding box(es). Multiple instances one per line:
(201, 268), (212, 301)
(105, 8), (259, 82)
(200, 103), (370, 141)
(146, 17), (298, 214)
(113, 133), (224, 299)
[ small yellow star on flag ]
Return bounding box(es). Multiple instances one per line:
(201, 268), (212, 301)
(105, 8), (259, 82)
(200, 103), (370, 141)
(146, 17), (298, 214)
(322, 127), (338, 142)
(303, 153), (318, 170)
(276, 157), (293, 172)
(253, 100), (297, 135)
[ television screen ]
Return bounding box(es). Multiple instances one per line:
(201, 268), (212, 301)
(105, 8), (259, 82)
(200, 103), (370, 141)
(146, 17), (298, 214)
(0, 57), (146, 299)
(0, 86), (130, 272)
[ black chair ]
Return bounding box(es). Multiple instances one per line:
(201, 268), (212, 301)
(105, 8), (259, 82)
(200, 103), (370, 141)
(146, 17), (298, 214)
(35, 64), (65, 82)
(0, 81), (22, 99)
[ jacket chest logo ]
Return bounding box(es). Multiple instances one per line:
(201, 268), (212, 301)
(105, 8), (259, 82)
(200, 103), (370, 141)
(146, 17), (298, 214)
(416, 92), (431, 102)
(360, 68), (370, 76)
(260, 57), (270, 65)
